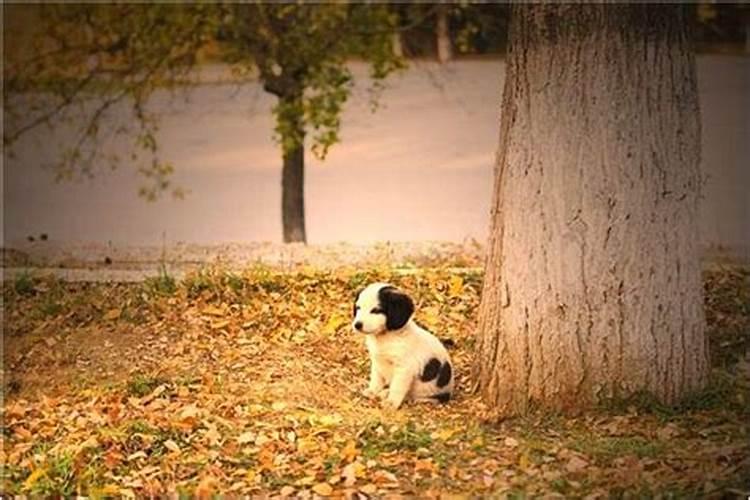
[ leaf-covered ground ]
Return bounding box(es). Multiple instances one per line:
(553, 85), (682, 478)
(2, 264), (749, 497)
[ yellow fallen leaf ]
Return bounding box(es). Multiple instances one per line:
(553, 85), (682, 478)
(319, 414), (342, 426)
(179, 404), (200, 419)
(432, 428), (456, 441)
(360, 483), (377, 495)
(237, 431), (256, 444)
(22, 468), (46, 491)
(210, 319), (231, 330)
(99, 484), (121, 496)
(518, 452), (529, 470)
(163, 439), (180, 454)
(204, 425), (222, 446)
(203, 305), (226, 316)
(297, 437), (318, 454)
(342, 461), (366, 486)
(312, 482), (334, 496)
(449, 275), (464, 296)
(341, 440), (359, 462)
(104, 308), (121, 320)
(323, 314), (347, 335)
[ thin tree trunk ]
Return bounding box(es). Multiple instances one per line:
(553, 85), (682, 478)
(474, 4), (708, 415)
(392, 31), (404, 58)
(279, 93), (307, 244)
(436, 4), (452, 64)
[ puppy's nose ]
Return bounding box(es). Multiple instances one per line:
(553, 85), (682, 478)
(354, 321), (363, 331)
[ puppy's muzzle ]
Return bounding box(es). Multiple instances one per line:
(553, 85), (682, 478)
(354, 321), (363, 332)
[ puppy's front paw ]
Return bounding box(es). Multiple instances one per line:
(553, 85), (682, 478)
(382, 398), (402, 410)
(362, 387), (378, 399)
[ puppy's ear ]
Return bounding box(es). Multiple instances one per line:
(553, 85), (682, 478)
(353, 288), (363, 316)
(379, 286), (414, 330)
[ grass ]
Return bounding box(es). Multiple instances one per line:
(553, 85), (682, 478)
(13, 271), (36, 295)
(144, 263), (177, 296)
(25, 453), (76, 497)
(126, 373), (168, 397)
(358, 421), (434, 459)
(568, 435), (666, 462)
(597, 368), (749, 419)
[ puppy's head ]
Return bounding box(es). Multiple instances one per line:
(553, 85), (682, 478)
(352, 283), (415, 335)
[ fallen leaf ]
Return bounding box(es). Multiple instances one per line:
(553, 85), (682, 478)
(203, 305), (226, 317)
(127, 451), (147, 461)
(22, 468), (46, 491)
(312, 482), (333, 496)
(237, 431), (256, 444)
(566, 456), (588, 473)
(504, 437), (519, 448)
(164, 439), (181, 454)
(341, 440), (359, 462)
(449, 275), (464, 296)
(104, 308), (122, 320)
(179, 404), (200, 419)
(280, 486), (296, 497)
(210, 319), (231, 330)
(195, 475), (216, 499)
(360, 483), (377, 495)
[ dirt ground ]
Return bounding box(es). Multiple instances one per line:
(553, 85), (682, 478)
(2, 263), (749, 497)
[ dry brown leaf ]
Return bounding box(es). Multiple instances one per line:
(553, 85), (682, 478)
(566, 456), (589, 473)
(104, 308), (122, 321)
(280, 486), (296, 497)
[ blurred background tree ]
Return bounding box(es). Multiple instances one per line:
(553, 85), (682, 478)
(4, 3), (402, 243)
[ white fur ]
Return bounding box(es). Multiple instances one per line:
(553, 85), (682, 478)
(353, 283), (454, 409)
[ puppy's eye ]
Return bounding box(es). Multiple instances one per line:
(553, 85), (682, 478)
(370, 307), (383, 314)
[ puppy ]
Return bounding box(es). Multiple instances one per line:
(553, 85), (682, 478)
(352, 283), (453, 409)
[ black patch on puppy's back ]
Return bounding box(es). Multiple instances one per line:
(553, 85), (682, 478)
(378, 286), (414, 330)
(437, 361), (452, 388)
(431, 392), (451, 403)
(421, 358), (441, 382)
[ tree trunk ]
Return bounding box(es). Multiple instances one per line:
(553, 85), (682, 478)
(280, 93), (307, 244)
(392, 31), (404, 59)
(474, 4), (708, 415)
(436, 4), (452, 64)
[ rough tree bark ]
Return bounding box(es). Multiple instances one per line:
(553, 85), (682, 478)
(474, 4), (708, 415)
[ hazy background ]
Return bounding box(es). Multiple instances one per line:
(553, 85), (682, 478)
(3, 4), (748, 263)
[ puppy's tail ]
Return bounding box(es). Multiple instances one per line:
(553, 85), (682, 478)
(440, 338), (456, 349)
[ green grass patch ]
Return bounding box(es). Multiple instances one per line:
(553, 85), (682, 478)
(23, 453), (76, 497)
(144, 264), (177, 296)
(13, 271), (36, 296)
(126, 373), (168, 398)
(569, 435), (666, 462)
(358, 421), (433, 459)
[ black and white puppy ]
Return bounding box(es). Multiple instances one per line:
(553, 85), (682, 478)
(352, 283), (453, 409)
